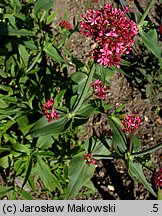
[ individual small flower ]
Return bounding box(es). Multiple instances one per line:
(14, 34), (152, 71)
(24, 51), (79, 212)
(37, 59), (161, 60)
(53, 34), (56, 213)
(154, 168), (162, 188)
(42, 98), (59, 122)
(91, 79), (110, 100)
(59, 20), (73, 30)
(80, 4), (138, 68)
(82, 153), (96, 166)
(121, 112), (141, 133)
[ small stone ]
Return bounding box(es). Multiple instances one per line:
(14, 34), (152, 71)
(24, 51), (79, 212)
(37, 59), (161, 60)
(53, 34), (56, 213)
(144, 116), (149, 122)
(108, 185), (115, 191)
(99, 171), (105, 177)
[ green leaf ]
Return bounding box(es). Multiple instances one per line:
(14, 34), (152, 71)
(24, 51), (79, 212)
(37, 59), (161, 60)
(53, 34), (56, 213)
(26, 52), (42, 73)
(71, 71), (88, 96)
(36, 135), (54, 149)
(101, 67), (115, 80)
(0, 120), (16, 133)
(111, 116), (123, 128)
(30, 116), (72, 137)
(10, 0), (21, 7)
(46, 11), (57, 25)
(71, 71), (88, 85)
(111, 65), (130, 77)
(114, 104), (126, 114)
(75, 103), (96, 119)
(70, 56), (85, 70)
(139, 29), (161, 60)
(0, 186), (12, 197)
(29, 116), (50, 132)
(18, 189), (34, 200)
(14, 161), (25, 176)
(12, 143), (30, 155)
(72, 64), (95, 114)
(0, 147), (11, 152)
(0, 69), (7, 78)
(108, 117), (127, 155)
(63, 48), (87, 71)
(66, 152), (95, 199)
(27, 176), (36, 192)
(44, 43), (66, 64)
(52, 174), (64, 194)
(8, 190), (17, 200)
(54, 89), (66, 106)
(23, 41), (38, 51)
(128, 160), (157, 197)
(37, 150), (54, 157)
(0, 155), (9, 169)
(0, 22), (35, 36)
(22, 156), (33, 190)
(91, 139), (112, 158)
(120, 59), (132, 66)
(34, 0), (55, 16)
(37, 156), (55, 191)
(18, 44), (29, 67)
(17, 116), (30, 136)
(84, 180), (96, 191)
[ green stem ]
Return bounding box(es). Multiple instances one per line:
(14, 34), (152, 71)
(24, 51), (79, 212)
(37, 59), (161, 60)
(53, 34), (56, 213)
(71, 64), (95, 115)
(129, 132), (133, 153)
(82, 93), (93, 104)
(131, 142), (162, 157)
(137, 0), (155, 29)
(93, 154), (123, 160)
(135, 157), (154, 172)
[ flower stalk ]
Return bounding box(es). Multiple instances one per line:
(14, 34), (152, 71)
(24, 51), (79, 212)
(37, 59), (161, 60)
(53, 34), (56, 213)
(137, 0), (155, 29)
(129, 132), (133, 153)
(131, 142), (162, 157)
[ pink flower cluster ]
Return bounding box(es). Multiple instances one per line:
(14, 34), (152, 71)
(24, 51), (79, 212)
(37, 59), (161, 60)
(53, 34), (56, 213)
(157, 25), (162, 35)
(91, 79), (110, 100)
(82, 153), (96, 166)
(42, 98), (58, 122)
(121, 112), (141, 133)
(154, 168), (162, 187)
(59, 20), (73, 30)
(80, 4), (138, 68)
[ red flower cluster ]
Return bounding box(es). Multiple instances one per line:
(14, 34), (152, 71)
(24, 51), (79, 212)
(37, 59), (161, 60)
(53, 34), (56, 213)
(154, 168), (162, 187)
(59, 20), (73, 30)
(42, 98), (58, 122)
(91, 79), (110, 100)
(157, 25), (162, 35)
(80, 4), (138, 68)
(121, 112), (141, 133)
(83, 153), (96, 166)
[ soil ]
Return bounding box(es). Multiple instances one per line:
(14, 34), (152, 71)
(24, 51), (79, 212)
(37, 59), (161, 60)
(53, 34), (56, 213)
(52, 0), (162, 200)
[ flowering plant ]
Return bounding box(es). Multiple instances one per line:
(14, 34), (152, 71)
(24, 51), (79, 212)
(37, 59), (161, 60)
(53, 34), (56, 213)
(0, 0), (161, 200)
